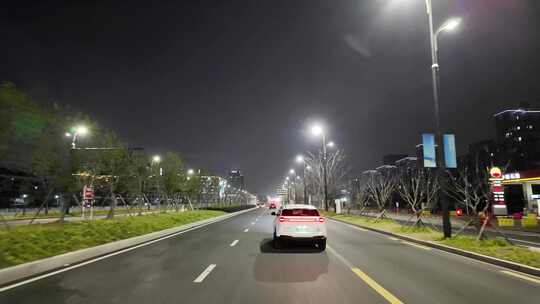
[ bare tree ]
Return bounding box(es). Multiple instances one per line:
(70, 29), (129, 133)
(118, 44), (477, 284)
(445, 155), (515, 241)
(445, 162), (492, 239)
(351, 179), (370, 215)
(305, 149), (350, 210)
(397, 168), (439, 227)
(364, 168), (398, 221)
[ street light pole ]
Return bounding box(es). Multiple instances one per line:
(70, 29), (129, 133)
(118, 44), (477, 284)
(309, 124), (329, 211)
(296, 155), (309, 205)
(152, 155), (161, 210)
(303, 162), (308, 204)
(322, 132), (329, 211)
(425, 0), (452, 238)
(287, 182), (291, 204)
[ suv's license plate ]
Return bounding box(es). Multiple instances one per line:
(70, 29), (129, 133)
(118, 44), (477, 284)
(296, 226), (307, 232)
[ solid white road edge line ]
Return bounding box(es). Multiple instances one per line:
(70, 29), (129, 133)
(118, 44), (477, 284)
(327, 218), (368, 232)
(500, 270), (540, 285)
(230, 240), (239, 247)
(193, 264), (217, 283)
(401, 241), (431, 250)
(326, 245), (354, 268)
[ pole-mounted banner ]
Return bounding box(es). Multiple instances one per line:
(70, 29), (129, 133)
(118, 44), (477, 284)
(423, 133), (457, 168)
(422, 133), (436, 168)
(443, 134), (457, 168)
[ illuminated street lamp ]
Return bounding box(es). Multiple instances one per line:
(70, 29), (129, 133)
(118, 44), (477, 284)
(187, 169), (195, 175)
(289, 169), (295, 175)
(327, 141), (335, 148)
(66, 125), (89, 149)
(152, 155), (161, 163)
(436, 17), (461, 35)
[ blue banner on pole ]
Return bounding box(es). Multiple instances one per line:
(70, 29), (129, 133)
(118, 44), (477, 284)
(444, 134), (457, 168)
(422, 133), (436, 168)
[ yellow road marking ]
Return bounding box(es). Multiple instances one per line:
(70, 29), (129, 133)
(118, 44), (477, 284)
(500, 270), (540, 285)
(351, 267), (404, 304)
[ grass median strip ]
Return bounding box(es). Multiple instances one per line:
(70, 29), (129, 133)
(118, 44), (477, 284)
(326, 212), (540, 269)
(2, 208), (141, 221)
(0, 210), (225, 269)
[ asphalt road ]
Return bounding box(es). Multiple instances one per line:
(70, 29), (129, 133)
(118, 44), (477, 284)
(1, 208), (539, 303)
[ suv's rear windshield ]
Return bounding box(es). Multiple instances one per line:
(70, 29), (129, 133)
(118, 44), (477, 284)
(281, 209), (319, 216)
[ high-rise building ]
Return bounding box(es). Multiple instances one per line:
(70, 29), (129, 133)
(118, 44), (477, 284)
(227, 170), (245, 190)
(464, 139), (501, 169)
(494, 108), (540, 170)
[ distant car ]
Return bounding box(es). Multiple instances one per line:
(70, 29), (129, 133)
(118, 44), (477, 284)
(269, 203), (277, 209)
(272, 204), (327, 250)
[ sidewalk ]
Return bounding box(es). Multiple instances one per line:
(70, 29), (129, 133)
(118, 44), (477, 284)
(346, 209), (540, 248)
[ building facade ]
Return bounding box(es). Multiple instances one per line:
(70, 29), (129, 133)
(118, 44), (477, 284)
(227, 170), (245, 190)
(494, 108), (540, 171)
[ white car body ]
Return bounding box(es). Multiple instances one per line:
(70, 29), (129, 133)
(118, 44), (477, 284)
(272, 204), (327, 250)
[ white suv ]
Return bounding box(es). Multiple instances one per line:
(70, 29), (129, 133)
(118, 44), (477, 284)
(272, 204), (327, 250)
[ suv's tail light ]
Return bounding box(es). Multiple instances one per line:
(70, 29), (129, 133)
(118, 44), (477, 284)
(318, 217), (325, 223)
(279, 216), (286, 222)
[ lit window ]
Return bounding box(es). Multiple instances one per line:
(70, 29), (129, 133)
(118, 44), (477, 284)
(518, 137), (522, 141)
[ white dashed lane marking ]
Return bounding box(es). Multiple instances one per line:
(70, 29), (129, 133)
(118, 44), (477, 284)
(193, 264), (217, 283)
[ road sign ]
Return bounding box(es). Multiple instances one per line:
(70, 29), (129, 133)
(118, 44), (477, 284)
(83, 186), (94, 200)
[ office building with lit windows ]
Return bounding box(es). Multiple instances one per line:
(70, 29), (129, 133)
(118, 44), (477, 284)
(494, 107), (540, 215)
(494, 107), (540, 171)
(227, 170), (245, 190)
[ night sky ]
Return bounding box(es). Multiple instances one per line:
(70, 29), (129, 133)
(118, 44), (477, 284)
(1, 0), (539, 194)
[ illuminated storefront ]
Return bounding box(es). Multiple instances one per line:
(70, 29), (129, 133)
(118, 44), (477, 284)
(502, 169), (540, 215)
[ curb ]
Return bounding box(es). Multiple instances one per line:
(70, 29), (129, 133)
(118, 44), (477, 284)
(328, 217), (540, 278)
(0, 206), (258, 287)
